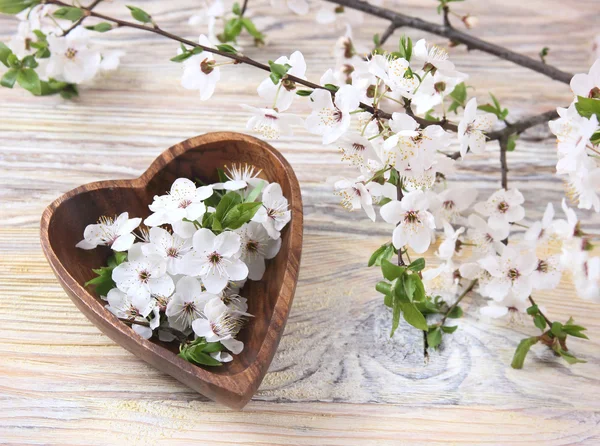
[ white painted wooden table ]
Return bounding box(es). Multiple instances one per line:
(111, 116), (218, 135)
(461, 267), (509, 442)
(1, 0), (599, 444)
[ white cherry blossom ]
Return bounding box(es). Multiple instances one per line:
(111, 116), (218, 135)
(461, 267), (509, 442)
(165, 276), (216, 331)
(258, 51), (306, 112)
(458, 98), (497, 157)
(478, 246), (537, 301)
(473, 188), (525, 229)
(436, 222), (465, 261)
(412, 39), (466, 78)
(141, 227), (193, 275)
(192, 297), (247, 354)
(240, 104), (303, 139)
(188, 0), (224, 42)
(422, 261), (459, 304)
(106, 288), (158, 339)
(479, 293), (529, 320)
(180, 35), (220, 100)
(466, 213), (508, 256)
(331, 176), (376, 221)
(305, 84), (361, 144)
(570, 59), (600, 98)
(252, 183), (291, 239)
(367, 54), (418, 98)
(76, 212), (141, 252)
(181, 229), (248, 293)
(380, 190), (436, 253)
(46, 27), (101, 84)
(236, 222), (281, 280)
(112, 253), (175, 301)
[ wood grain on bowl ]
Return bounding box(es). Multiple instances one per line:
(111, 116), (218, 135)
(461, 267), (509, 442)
(39, 132), (303, 409)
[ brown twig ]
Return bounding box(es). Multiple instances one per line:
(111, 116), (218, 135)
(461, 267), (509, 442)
(395, 178), (405, 267)
(240, 0), (249, 16)
(379, 22), (398, 46)
(528, 296), (552, 327)
(439, 280), (477, 327)
(325, 0), (573, 84)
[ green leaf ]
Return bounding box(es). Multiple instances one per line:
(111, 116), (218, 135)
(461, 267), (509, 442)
(427, 327), (442, 349)
(324, 83), (339, 92)
(126, 5), (152, 23)
(214, 191), (243, 223)
(401, 302), (428, 330)
(526, 304), (539, 315)
(21, 55), (37, 68)
(0, 68), (18, 89)
(447, 305), (463, 319)
(449, 82), (467, 104)
(232, 1), (241, 15)
(477, 104), (499, 114)
(375, 280), (392, 297)
(550, 321), (566, 339)
(506, 133), (518, 152)
(368, 243), (391, 267)
(511, 337), (539, 369)
(86, 22), (113, 32)
(441, 325), (458, 334)
(398, 35), (413, 61)
(84, 253), (127, 297)
(539, 46), (549, 63)
(244, 181), (265, 203)
(0, 0), (41, 14)
(0, 42), (12, 67)
(53, 6), (84, 22)
(381, 259), (405, 281)
(222, 202), (262, 229)
(403, 273), (418, 301)
(296, 89), (312, 97)
(591, 131), (600, 146)
(240, 18), (264, 41)
(407, 257), (425, 272)
(390, 290), (402, 337)
(533, 314), (546, 331)
(17, 68), (41, 95)
(221, 18), (243, 42)
(170, 51), (193, 63)
(181, 346), (222, 366)
(268, 60), (292, 84)
(216, 43), (238, 54)
(562, 322), (589, 339)
(553, 346), (586, 365)
(575, 96), (600, 120)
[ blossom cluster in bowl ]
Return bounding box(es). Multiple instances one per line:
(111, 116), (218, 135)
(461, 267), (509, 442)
(76, 164), (290, 366)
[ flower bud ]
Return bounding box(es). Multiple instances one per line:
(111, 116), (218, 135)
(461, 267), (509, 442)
(462, 15), (479, 29)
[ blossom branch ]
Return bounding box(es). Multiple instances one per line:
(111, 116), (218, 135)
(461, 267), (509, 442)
(439, 279), (477, 327)
(528, 295), (552, 327)
(62, 0), (103, 36)
(326, 0), (574, 84)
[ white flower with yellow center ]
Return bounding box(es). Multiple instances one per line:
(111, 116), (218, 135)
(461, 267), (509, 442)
(46, 27), (101, 84)
(235, 222), (281, 280)
(252, 183), (291, 239)
(240, 105), (303, 139)
(305, 84), (360, 144)
(165, 276), (216, 332)
(76, 212), (141, 252)
(458, 98), (497, 157)
(192, 297), (248, 354)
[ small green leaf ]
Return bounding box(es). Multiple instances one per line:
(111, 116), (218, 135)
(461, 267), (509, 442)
(17, 68), (41, 95)
(268, 60), (292, 84)
(407, 257), (425, 272)
(53, 6), (84, 22)
(216, 43), (238, 54)
(427, 327), (442, 349)
(1, 68), (18, 88)
(170, 51), (193, 63)
(401, 302), (428, 330)
(441, 325), (458, 334)
(240, 18), (264, 41)
(449, 82), (467, 104)
(0, 42), (12, 67)
(296, 89), (312, 97)
(375, 280), (392, 297)
(526, 304), (539, 315)
(447, 305), (463, 319)
(181, 346), (222, 366)
(222, 202), (262, 229)
(126, 5), (152, 23)
(553, 346), (586, 365)
(220, 18), (243, 42)
(590, 131), (600, 146)
(232, 1), (241, 15)
(550, 321), (566, 339)
(324, 83), (339, 92)
(539, 46), (549, 63)
(511, 336), (539, 369)
(85, 22), (113, 32)
(398, 35), (413, 61)
(244, 181), (265, 203)
(390, 290), (402, 337)
(0, 0), (41, 14)
(381, 259), (405, 281)
(575, 96), (600, 120)
(506, 133), (518, 152)
(21, 55), (37, 68)
(533, 314), (546, 331)
(214, 191), (243, 223)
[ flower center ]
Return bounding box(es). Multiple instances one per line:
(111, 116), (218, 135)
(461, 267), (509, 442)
(352, 142), (366, 152)
(209, 251), (222, 265)
(264, 113), (278, 120)
(404, 210), (420, 224)
(507, 268), (520, 281)
(497, 201), (510, 213)
(537, 259), (548, 273)
(138, 270), (151, 283)
(166, 247), (179, 258)
(200, 58), (215, 74)
(442, 200), (455, 210)
(333, 108), (343, 122)
(65, 48), (78, 59)
(246, 240), (259, 253)
(178, 199), (192, 209)
(182, 301), (196, 315)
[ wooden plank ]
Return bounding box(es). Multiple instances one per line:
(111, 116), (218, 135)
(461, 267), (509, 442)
(1, 0), (600, 442)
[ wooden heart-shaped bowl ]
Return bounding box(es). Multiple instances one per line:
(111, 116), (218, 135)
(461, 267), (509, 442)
(40, 132), (303, 409)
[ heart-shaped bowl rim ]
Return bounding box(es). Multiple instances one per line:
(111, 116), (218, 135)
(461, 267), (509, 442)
(40, 132), (303, 409)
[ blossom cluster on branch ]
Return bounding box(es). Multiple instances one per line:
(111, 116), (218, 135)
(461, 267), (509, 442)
(76, 166), (290, 366)
(1, 0), (599, 369)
